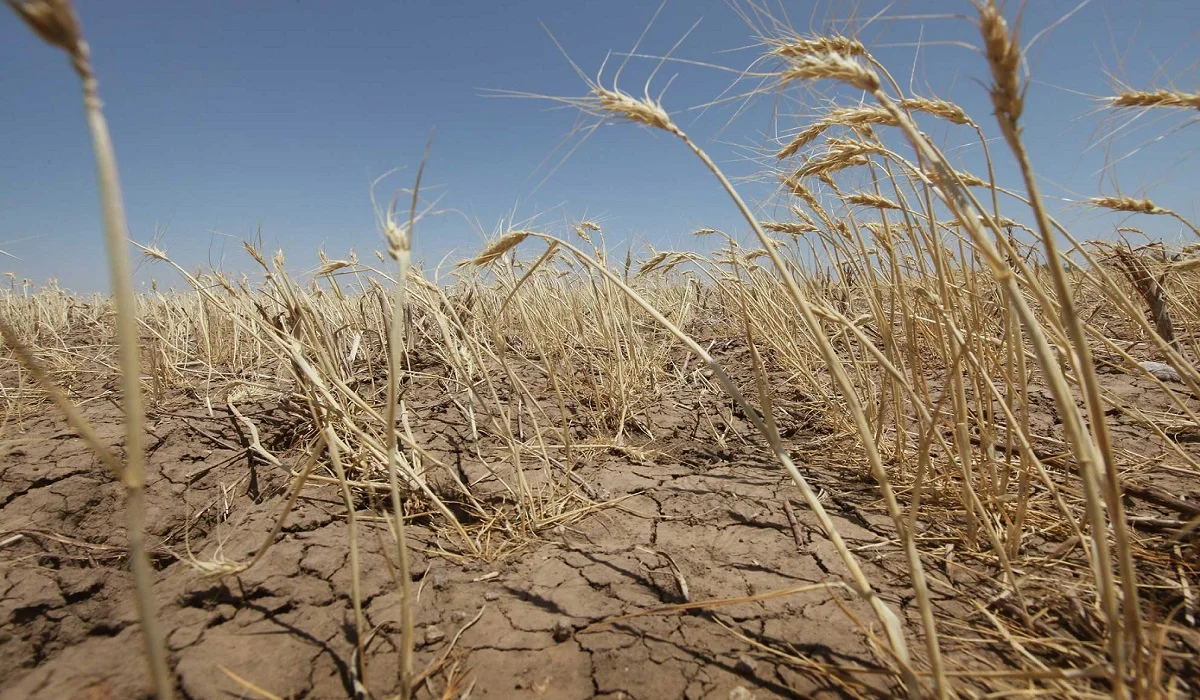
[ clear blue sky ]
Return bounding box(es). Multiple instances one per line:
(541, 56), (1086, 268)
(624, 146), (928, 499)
(2, 1), (1197, 292)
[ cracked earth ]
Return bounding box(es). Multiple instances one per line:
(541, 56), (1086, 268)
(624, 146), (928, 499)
(4, 347), (1198, 698)
(0, 366), (918, 700)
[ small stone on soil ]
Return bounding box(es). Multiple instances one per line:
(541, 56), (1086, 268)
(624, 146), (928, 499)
(166, 625), (204, 652)
(429, 567), (449, 590)
(728, 686), (756, 700)
(484, 590), (499, 601)
(424, 625), (445, 646)
(553, 618), (573, 642)
(734, 654), (757, 675)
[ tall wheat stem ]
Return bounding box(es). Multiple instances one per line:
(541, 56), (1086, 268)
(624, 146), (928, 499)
(5, 1), (174, 696)
(978, 4), (1142, 689)
(862, 67), (1129, 698)
(667, 125), (944, 698)
(377, 139), (434, 699)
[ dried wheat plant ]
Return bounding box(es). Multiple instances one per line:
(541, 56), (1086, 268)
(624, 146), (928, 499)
(4, 1), (173, 697)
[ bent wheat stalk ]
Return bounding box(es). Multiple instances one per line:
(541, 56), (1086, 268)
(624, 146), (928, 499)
(468, 231), (922, 694)
(524, 37), (938, 694)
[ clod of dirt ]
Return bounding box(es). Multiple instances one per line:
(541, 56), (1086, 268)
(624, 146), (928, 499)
(484, 590), (499, 601)
(735, 654), (758, 675)
(729, 686), (756, 700)
(424, 625), (445, 647)
(429, 567), (449, 590)
(553, 618), (573, 642)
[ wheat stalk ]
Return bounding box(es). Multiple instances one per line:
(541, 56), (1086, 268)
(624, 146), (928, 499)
(5, 2), (174, 697)
(844, 193), (902, 210)
(1108, 89), (1200, 111)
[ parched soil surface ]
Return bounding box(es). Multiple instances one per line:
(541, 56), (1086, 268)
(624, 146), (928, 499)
(2, 346), (1199, 699)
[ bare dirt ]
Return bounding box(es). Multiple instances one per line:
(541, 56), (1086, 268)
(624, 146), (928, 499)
(2, 343), (1199, 699)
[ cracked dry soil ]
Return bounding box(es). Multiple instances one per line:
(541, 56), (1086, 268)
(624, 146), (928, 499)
(5, 356), (1198, 699)
(0, 381), (908, 700)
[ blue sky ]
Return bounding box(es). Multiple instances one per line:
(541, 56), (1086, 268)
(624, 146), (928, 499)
(1, 0), (1197, 292)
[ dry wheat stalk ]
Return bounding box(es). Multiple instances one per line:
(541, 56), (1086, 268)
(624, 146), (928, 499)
(762, 221), (820, 235)
(1107, 89), (1200, 111)
(637, 250), (673, 275)
(1090, 196), (1200, 238)
(897, 97), (972, 125)
(979, 2), (1023, 124)
(777, 105), (900, 160)
(796, 139), (881, 178)
(461, 231), (533, 267)
(828, 105), (897, 127)
(776, 122), (829, 159)
(769, 35), (865, 59)
(844, 193), (901, 210)
(780, 53), (881, 93)
(1090, 195), (1165, 215)
(5, 2), (174, 697)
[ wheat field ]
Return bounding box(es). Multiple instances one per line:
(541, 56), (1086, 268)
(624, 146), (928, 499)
(2, 1), (1199, 698)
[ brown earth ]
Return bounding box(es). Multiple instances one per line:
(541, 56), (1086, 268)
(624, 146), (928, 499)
(2, 345), (1199, 699)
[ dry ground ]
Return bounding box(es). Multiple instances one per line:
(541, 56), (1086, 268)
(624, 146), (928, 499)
(2, 333), (1198, 699)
